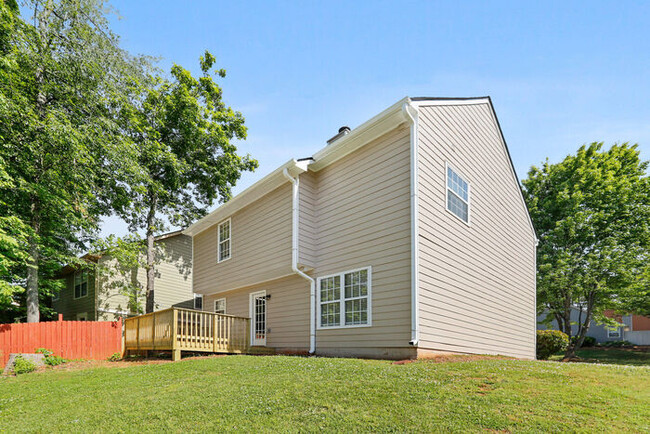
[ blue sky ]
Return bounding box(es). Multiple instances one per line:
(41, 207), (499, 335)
(102, 1), (650, 236)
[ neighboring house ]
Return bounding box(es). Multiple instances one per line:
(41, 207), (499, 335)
(184, 96), (538, 360)
(55, 231), (194, 321)
(538, 309), (650, 345)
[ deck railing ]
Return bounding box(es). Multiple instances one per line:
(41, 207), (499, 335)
(124, 308), (250, 360)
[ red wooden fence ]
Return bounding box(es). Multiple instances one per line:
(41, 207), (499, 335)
(0, 315), (123, 367)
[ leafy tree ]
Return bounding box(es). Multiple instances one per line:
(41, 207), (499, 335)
(0, 0), (146, 322)
(91, 234), (147, 318)
(117, 52), (257, 313)
(523, 143), (650, 358)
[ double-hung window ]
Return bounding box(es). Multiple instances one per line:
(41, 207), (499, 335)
(194, 293), (203, 310)
(318, 267), (371, 328)
(218, 218), (231, 262)
(607, 327), (621, 339)
(446, 164), (470, 224)
(74, 271), (88, 299)
(214, 298), (226, 314)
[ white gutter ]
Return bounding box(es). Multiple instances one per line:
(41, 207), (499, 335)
(282, 168), (317, 354)
(402, 101), (420, 346)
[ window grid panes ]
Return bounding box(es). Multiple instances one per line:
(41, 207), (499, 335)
(319, 268), (370, 328)
(218, 219), (231, 262)
(74, 271), (88, 299)
(447, 166), (470, 223)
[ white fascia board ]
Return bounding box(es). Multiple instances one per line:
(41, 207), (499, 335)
(308, 97), (412, 171)
(409, 97), (490, 108)
(183, 159), (308, 237)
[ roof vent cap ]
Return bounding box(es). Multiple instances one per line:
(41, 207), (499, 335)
(326, 126), (351, 145)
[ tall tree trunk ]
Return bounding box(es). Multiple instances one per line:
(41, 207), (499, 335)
(564, 292), (595, 359)
(145, 199), (157, 313)
(26, 197), (40, 323)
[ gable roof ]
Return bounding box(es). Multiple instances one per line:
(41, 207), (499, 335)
(58, 230), (187, 277)
(184, 96), (536, 240)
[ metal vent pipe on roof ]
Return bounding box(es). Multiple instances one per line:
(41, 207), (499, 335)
(326, 126), (351, 145)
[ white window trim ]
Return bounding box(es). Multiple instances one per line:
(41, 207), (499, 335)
(607, 327), (621, 338)
(217, 218), (232, 263)
(73, 271), (89, 300)
(194, 293), (204, 310)
(214, 298), (227, 314)
(316, 266), (372, 330)
(76, 312), (88, 321)
(445, 162), (471, 226)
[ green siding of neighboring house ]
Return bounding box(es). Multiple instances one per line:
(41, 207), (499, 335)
(53, 272), (96, 321)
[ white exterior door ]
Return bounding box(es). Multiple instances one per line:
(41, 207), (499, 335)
(250, 291), (267, 346)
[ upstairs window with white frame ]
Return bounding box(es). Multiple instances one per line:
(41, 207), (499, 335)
(218, 218), (231, 262)
(194, 293), (203, 310)
(446, 164), (470, 223)
(74, 271), (88, 299)
(214, 298), (226, 314)
(318, 267), (371, 328)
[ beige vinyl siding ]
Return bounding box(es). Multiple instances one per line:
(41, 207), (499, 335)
(314, 126), (413, 351)
(298, 171), (317, 268)
(203, 275), (310, 350)
(151, 234), (193, 309)
(193, 183), (293, 295)
(95, 255), (138, 319)
(53, 271), (96, 321)
(416, 102), (536, 359)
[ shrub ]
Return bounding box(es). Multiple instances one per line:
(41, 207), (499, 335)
(107, 352), (122, 362)
(536, 330), (569, 360)
(35, 348), (66, 366)
(13, 356), (37, 375)
(35, 348), (53, 357)
(571, 336), (597, 347)
(601, 340), (633, 347)
(581, 336), (597, 347)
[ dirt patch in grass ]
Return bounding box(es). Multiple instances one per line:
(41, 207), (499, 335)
(48, 353), (230, 372)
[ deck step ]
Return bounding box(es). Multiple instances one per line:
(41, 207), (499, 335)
(247, 346), (276, 355)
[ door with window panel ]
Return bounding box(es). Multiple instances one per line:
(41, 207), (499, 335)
(250, 291), (267, 346)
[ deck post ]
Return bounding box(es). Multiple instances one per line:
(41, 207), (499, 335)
(245, 318), (251, 351)
(172, 308), (180, 361)
(136, 317), (140, 351)
(213, 315), (218, 352)
(152, 311), (156, 351)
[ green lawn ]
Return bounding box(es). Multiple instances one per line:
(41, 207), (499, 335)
(549, 347), (650, 366)
(1, 356), (648, 432)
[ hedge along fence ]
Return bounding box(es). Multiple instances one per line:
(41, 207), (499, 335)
(0, 315), (122, 366)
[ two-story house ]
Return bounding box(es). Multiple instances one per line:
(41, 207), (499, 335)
(184, 96), (538, 360)
(55, 231), (195, 321)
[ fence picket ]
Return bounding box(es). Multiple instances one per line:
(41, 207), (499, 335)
(0, 317), (122, 366)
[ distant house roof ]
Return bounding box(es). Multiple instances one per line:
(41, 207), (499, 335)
(58, 230), (186, 277)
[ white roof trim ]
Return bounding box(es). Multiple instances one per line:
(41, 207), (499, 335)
(308, 97), (411, 171)
(184, 159), (309, 237)
(410, 97), (490, 107)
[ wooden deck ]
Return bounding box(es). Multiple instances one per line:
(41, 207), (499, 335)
(124, 308), (250, 360)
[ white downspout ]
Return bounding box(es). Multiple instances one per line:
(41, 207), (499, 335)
(282, 167), (316, 354)
(402, 101), (420, 346)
